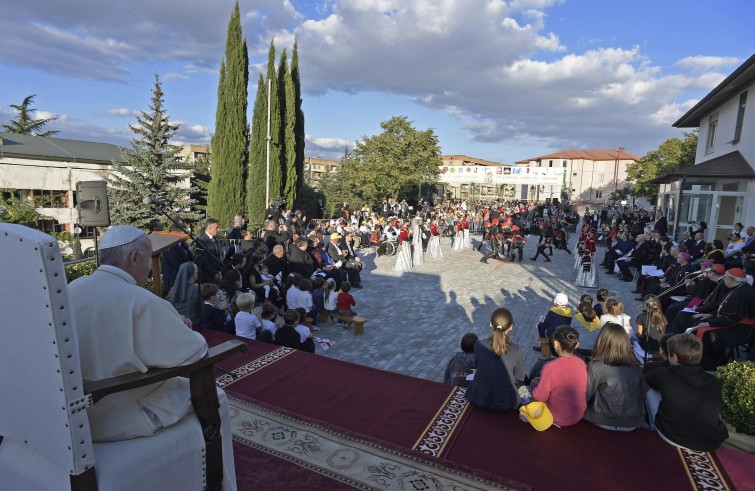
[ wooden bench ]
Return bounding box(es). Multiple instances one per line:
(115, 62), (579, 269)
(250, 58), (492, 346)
(322, 311), (368, 336)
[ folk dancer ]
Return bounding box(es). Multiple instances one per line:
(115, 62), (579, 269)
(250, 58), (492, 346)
(427, 219), (443, 259)
(394, 221), (413, 272)
(412, 219), (425, 267)
(452, 216), (465, 251)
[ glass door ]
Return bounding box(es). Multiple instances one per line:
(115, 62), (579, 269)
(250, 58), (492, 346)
(713, 195), (744, 242)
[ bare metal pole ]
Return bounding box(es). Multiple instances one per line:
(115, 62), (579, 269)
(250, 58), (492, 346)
(265, 78), (272, 211)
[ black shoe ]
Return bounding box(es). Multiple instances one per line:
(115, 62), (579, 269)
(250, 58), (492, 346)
(530, 257), (537, 261)
(480, 258), (488, 264)
(519, 258), (523, 262)
(566, 250), (571, 255)
(599, 263), (606, 266)
(532, 346), (542, 352)
(631, 289), (641, 294)
(635, 297), (645, 301)
(620, 276), (632, 282)
(545, 258), (551, 262)
(352, 283), (363, 289)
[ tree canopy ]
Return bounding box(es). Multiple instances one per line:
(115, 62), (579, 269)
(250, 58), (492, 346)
(626, 130), (698, 202)
(1, 94), (59, 137)
(335, 116), (442, 207)
(107, 74), (199, 227)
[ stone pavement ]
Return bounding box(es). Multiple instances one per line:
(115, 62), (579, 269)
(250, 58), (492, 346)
(316, 230), (644, 383)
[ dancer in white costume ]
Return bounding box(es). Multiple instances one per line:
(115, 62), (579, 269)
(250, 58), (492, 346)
(394, 222), (413, 272)
(462, 215), (472, 249)
(427, 219), (443, 259)
(452, 218), (464, 252)
(412, 220), (425, 267)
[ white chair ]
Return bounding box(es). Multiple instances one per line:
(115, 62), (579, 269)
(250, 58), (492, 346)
(0, 224), (245, 490)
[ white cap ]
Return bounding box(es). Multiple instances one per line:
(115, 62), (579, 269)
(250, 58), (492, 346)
(99, 225), (144, 249)
(553, 292), (569, 307)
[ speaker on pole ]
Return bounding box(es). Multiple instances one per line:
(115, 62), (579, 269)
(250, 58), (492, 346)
(76, 181), (111, 227)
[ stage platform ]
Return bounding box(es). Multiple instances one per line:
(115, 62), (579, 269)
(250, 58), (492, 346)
(205, 331), (751, 490)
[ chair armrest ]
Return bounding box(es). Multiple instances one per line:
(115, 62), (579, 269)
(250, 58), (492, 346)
(84, 340), (247, 404)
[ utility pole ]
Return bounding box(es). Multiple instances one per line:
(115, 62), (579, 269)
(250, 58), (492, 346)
(265, 78), (271, 209)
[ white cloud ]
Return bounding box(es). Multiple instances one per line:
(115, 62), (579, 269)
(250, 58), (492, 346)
(33, 110), (69, 123)
(163, 72), (189, 81)
(174, 121), (211, 144)
(675, 55), (740, 72)
(308, 136), (352, 149)
(106, 108), (138, 117)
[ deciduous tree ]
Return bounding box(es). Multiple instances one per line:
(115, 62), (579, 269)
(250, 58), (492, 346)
(626, 130), (698, 201)
(338, 116), (442, 206)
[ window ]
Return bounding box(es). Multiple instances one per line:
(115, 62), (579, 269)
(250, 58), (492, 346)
(595, 190), (603, 199)
(548, 160), (553, 167)
(563, 160), (568, 167)
(734, 91), (747, 142)
(596, 174), (605, 183)
(706, 113), (718, 153)
(30, 189), (68, 208)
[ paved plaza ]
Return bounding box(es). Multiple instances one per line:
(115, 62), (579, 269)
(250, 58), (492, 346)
(317, 230), (643, 381)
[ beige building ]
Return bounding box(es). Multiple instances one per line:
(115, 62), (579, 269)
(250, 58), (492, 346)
(515, 149), (643, 205)
(177, 144), (210, 163)
(439, 155), (507, 199)
(303, 157), (341, 188)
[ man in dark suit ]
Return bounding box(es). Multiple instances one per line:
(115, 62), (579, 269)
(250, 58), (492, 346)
(618, 234), (651, 281)
(195, 218), (224, 284)
(288, 239), (315, 278)
(161, 220), (193, 296)
(653, 212), (668, 236)
(690, 232), (707, 260)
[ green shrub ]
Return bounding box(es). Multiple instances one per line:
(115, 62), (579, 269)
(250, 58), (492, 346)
(64, 259), (97, 283)
(716, 361), (755, 434)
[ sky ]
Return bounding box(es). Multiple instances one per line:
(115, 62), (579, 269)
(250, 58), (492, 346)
(1, 0), (753, 164)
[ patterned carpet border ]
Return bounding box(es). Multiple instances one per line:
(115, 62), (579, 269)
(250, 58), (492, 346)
(679, 448), (730, 491)
(216, 346), (295, 389)
(412, 386), (470, 458)
(228, 395), (520, 491)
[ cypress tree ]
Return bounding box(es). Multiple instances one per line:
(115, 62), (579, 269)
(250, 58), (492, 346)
(280, 49), (298, 207)
(247, 74), (267, 224)
(291, 41), (306, 203)
(108, 74), (200, 227)
(208, 2), (249, 227)
(266, 40), (283, 203)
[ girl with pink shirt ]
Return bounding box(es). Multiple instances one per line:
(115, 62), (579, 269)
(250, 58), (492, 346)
(531, 326), (587, 426)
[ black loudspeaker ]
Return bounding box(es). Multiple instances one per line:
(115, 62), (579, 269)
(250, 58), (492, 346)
(76, 181), (111, 227)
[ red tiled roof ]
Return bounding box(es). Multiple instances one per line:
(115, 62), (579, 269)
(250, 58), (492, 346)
(515, 149), (641, 165)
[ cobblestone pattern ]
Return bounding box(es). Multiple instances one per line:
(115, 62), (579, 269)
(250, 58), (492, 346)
(316, 231), (643, 383)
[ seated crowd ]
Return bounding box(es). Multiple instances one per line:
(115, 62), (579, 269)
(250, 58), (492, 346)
(445, 216), (754, 452)
(161, 211), (373, 353)
(451, 302), (738, 452)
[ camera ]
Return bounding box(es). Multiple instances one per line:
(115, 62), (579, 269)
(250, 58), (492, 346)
(270, 196), (287, 210)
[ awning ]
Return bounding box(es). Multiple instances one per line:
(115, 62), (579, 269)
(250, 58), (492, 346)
(650, 150), (755, 184)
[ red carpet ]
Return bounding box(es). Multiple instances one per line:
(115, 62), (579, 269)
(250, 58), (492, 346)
(204, 331), (749, 490)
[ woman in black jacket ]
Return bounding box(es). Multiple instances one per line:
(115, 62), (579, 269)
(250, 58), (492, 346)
(584, 323), (648, 431)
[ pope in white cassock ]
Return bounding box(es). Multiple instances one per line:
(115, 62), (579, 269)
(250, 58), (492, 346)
(68, 225), (236, 489)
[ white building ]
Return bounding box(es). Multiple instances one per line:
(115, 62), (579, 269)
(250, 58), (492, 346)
(515, 149), (643, 206)
(0, 132), (192, 236)
(654, 54), (755, 242)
